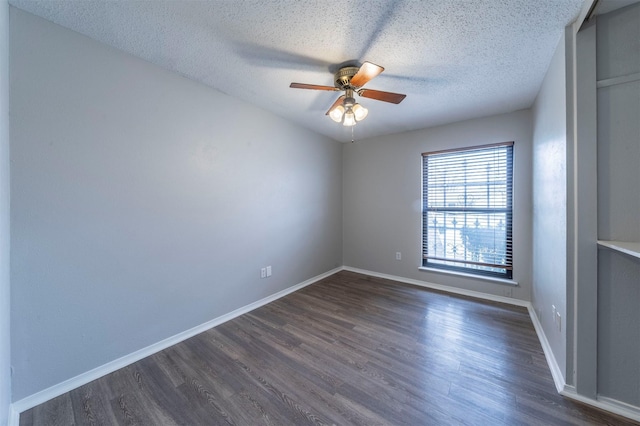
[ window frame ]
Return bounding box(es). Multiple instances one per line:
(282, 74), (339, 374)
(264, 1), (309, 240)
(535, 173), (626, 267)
(421, 141), (514, 279)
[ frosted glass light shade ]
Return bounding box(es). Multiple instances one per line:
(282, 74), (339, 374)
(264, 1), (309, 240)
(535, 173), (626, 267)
(352, 104), (368, 121)
(343, 111), (356, 126)
(329, 105), (345, 122)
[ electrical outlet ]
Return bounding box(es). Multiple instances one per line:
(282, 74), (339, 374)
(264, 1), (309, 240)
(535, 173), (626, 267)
(260, 268), (266, 278)
(266, 266), (272, 277)
(396, 252), (401, 260)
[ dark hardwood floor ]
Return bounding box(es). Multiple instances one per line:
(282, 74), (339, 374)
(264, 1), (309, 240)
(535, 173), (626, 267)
(20, 271), (639, 425)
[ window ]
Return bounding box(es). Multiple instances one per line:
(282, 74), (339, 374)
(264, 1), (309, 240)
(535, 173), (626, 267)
(422, 142), (513, 279)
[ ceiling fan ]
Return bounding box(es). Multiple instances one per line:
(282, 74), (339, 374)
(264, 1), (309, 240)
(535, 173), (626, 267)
(290, 61), (406, 126)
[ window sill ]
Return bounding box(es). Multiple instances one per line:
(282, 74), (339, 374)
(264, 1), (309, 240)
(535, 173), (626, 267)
(418, 267), (518, 286)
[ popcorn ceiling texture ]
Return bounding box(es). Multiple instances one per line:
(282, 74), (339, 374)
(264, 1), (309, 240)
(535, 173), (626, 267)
(9, 0), (585, 142)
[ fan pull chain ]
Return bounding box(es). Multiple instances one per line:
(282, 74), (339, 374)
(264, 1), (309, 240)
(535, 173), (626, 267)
(351, 125), (354, 143)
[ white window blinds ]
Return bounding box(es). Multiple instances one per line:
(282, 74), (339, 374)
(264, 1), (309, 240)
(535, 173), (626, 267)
(422, 142), (513, 278)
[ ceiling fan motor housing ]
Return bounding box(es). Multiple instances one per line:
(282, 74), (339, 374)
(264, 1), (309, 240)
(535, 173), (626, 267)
(334, 66), (360, 89)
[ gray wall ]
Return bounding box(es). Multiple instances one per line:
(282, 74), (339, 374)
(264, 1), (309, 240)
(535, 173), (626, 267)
(531, 34), (568, 381)
(0, 0), (10, 423)
(343, 110), (533, 301)
(10, 8), (342, 400)
(596, 3), (640, 405)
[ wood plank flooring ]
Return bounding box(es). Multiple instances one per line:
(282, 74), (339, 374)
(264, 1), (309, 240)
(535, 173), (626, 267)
(20, 271), (639, 425)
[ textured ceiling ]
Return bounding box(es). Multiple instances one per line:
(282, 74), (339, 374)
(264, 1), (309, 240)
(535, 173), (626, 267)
(10, 0), (587, 142)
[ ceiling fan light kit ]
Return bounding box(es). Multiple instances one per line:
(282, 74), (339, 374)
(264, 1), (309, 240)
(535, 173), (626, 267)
(328, 90), (368, 126)
(290, 61), (406, 128)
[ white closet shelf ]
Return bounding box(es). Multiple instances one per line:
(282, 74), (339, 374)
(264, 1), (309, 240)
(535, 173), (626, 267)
(597, 240), (640, 259)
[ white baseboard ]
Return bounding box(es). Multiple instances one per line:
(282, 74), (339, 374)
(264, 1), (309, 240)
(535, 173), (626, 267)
(342, 266), (530, 308)
(560, 387), (640, 422)
(527, 306), (565, 393)
(9, 267), (342, 420)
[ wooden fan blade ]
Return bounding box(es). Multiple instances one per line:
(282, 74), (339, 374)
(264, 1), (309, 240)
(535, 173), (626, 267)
(350, 61), (385, 88)
(325, 95), (346, 115)
(290, 83), (339, 91)
(359, 89), (406, 104)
